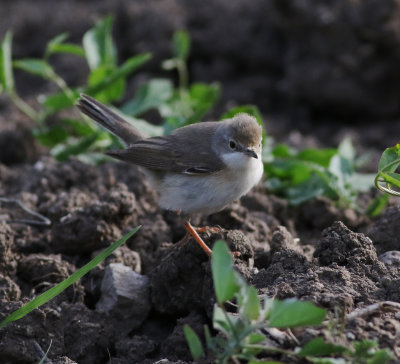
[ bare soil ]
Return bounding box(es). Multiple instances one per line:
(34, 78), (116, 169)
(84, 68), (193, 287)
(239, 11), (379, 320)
(1, 1), (400, 363)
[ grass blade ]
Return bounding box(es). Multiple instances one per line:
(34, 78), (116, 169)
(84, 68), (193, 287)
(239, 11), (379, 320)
(0, 226), (141, 329)
(0, 30), (14, 92)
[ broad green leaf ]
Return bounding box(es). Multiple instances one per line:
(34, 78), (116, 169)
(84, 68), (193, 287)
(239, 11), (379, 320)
(211, 240), (240, 304)
(173, 30), (190, 60)
(366, 349), (393, 364)
(83, 15), (116, 70)
(298, 148), (337, 168)
(239, 285), (261, 321)
(272, 144), (293, 158)
(268, 299), (326, 328)
(187, 82), (221, 123)
(249, 361), (283, 364)
(378, 144), (400, 172)
(298, 337), (349, 357)
(122, 78), (174, 116)
(0, 30), (14, 92)
(51, 133), (100, 161)
(248, 333), (266, 344)
(366, 194), (389, 217)
(63, 118), (97, 136)
(287, 173), (329, 205)
(13, 59), (53, 80)
(34, 126), (69, 147)
(88, 65), (125, 103)
(0, 227), (140, 329)
(85, 53), (151, 97)
(42, 90), (79, 112)
(213, 304), (236, 335)
(183, 325), (204, 360)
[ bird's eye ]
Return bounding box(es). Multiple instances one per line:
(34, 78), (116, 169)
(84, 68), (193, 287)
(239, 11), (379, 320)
(229, 140), (237, 149)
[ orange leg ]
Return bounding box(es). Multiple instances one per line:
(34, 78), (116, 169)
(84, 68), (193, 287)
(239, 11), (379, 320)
(194, 226), (220, 234)
(184, 221), (212, 256)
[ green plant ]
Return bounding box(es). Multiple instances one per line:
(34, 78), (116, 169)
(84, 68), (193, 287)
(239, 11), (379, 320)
(184, 241), (393, 363)
(373, 143), (400, 198)
(0, 16), (152, 163)
(263, 137), (375, 209)
(0, 226), (140, 329)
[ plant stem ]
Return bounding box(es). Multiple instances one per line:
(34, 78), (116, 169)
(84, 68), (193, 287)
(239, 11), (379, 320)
(48, 69), (76, 103)
(8, 90), (38, 121)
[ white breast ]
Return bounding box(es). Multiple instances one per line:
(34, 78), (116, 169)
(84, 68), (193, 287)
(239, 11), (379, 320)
(157, 152), (263, 215)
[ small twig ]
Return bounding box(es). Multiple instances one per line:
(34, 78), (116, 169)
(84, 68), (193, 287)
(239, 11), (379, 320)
(0, 198), (51, 226)
(347, 301), (400, 321)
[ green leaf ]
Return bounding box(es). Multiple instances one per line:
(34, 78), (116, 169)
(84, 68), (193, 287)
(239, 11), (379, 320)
(299, 338), (349, 357)
(366, 349), (394, 364)
(366, 193), (389, 217)
(378, 144), (400, 172)
(249, 361), (283, 364)
(45, 32), (85, 58)
(0, 30), (14, 92)
(51, 133), (100, 161)
(83, 15), (116, 70)
(298, 148), (337, 168)
(0, 227), (140, 329)
(88, 65), (125, 103)
(213, 304), (236, 335)
(122, 78), (174, 116)
(85, 53), (151, 98)
(239, 285), (261, 321)
(48, 43), (85, 58)
(183, 325), (204, 360)
(13, 59), (53, 80)
(287, 173), (330, 205)
(34, 126), (69, 147)
(187, 82), (221, 123)
(211, 240), (240, 304)
(173, 30), (190, 60)
(248, 333), (266, 344)
(42, 90), (79, 112)
(268, 299), (326, 328)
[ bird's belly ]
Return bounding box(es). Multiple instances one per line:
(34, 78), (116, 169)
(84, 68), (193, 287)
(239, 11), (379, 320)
(157, 160), (263, 215)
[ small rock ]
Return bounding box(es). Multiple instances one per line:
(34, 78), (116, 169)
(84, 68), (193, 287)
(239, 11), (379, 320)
(378, 251), (400, 268)
(96, 263), (151, 330)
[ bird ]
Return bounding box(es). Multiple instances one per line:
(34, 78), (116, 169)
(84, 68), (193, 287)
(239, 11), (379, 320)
(77, 94), (263, 256)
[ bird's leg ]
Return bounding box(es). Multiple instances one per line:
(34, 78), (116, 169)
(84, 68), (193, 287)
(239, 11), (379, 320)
(184, 221), (212, 256)
(193, 226), (220, 234)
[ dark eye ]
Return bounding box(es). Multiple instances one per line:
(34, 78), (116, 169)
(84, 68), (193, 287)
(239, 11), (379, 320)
(229, 140), (237, 149)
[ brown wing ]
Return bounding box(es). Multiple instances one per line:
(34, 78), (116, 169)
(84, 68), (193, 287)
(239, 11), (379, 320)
(106, 122), (226, 174)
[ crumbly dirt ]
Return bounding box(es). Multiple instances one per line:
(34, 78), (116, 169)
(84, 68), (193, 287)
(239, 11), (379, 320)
(1, 1), (400, 363)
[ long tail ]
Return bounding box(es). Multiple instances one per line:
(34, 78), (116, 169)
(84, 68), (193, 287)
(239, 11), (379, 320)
(77, 94), (145, 145)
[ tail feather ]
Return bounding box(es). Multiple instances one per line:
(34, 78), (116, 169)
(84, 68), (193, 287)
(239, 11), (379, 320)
(77, 94), (144, 145)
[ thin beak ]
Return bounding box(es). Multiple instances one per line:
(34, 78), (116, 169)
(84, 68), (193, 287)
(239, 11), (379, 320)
(243, 148), (258, 159)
